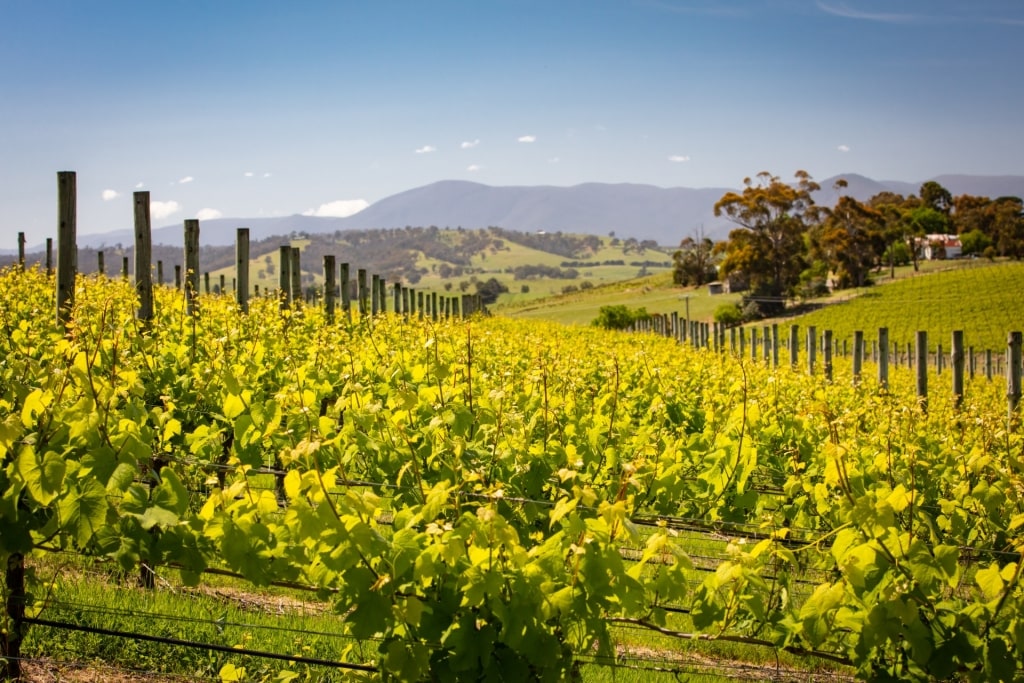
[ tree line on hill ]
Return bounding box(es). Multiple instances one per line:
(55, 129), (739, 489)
(673, 170), (1024, 317)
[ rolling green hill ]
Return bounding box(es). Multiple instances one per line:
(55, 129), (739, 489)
(781, 260), (1024, 353)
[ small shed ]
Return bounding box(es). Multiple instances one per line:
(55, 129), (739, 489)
(707, 281), (724, 295)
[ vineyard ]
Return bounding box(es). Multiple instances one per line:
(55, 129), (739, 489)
(1, 263), (1023, 682)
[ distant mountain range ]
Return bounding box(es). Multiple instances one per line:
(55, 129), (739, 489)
(64, 174), (1024, 250)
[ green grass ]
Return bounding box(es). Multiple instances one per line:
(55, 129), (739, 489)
(782, 259), (1024, 352)
(498, 272), (740, 326)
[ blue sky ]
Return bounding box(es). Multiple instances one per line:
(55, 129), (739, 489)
(2, 0), (1023, 242)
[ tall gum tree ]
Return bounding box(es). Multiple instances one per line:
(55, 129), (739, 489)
(714, 170), (819, 312)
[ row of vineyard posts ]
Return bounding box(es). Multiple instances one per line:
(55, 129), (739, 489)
(11, 172), (488, 332)
(632, 311), (1023, 420)
(1, 171), (488, 681)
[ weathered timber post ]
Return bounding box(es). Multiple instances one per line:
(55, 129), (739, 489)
(418, 291), (425, 319)
(184, 219), (200, 316)
(278, 246), (291, 310)
(290, 247), (301, 305)
(852, 331), (864, 384)
(357, 268), (368, 317)
(17, 231), (25, 269)
(772, 324), (780, 367)
(173, 265), (182, 290)
(236, 228), (250, 313)
(750, 327), (759, 360)
(45, 238), (53, 276)
(157, 260), (164, 286)
(823, 330), (833, 382)
(738, 326), (745, 357)
(122, 256), (129, 280)
(916, 331), (928, 413)
(394, 282), (401, 314)
(56, 171), (77, 330)
(807, 326), (816, 375)
(3, 552), (26, 681)
(371, 274), (380, 315)
(323, 255), (336, 323)
(952, 331), (965, 410)
(789, 324), (799, 368)
(969, 346), (976, 379)
(878, 327), (890, 390)
(204, 272), (210, 294)
(986, 349), (994, 381)
(1008, 331), (1023, 424)
(97, 250), (105, 276)
(402, 286), (410, 317)
(937, 342), (944, 375)
(134, 191), (153, 324)
(219, 274), (226, 294)
(340, 263), (351, 320)
(432, 292), (439, 322)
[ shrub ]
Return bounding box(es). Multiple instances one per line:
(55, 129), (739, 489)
(714, 303), (743, 327)
(591, 305), (651, 330)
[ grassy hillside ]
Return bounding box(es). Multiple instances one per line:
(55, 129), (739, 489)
(781, 260), (1024, 352)
(499, 272), (740, 326)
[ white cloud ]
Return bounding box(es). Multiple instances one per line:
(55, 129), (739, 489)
(150, 200), (181, 220)
(415, 145), (437, 154)
(301, 199), (370, 218)
(244, 171), (254, 177)
(101, 189), (120, 201)
(196, 208), (223, 221)
(178, 176), (194, 184)
(134, 182), (144, 189)
(467, 164), (482, 172)
(838, 144), (851, 152)
(461, 139), (480, 149)
(518, 135), (536, 143)
(263, 172), (272, 178)
(668, 155), (691, 162)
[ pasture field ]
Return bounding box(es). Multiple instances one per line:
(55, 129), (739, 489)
(782, 260), (1024, 353)
(1, 265), (1022, 682)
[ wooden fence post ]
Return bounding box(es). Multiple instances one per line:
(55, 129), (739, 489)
(789, 324), (799, 368)
(134, 191), (153, 324)
(357, 268), (368, 317)
(823, 329), (833, 382)
(323, 255), (336, 323)
(157, 260), (164, 286)
(771, 324), (780, 367)
(418, 291), (425, 319)
(394, 282), (402, 314)
(290, 247), (301, 305)
(807, 326), (816, 375)
(2, 552), (26, 681)
(952, 331), (964, 409)
(184, 219), (200, 316)
(56, 171), (76, 330)
(17, 231), (25, 269)
(371, 274), (380, 315)
(46, 238), (53, 276)
(916, 330), (928, 412)
(853, 330), (864, 385)
(122, 256), (129, 280)
(204, 272), (210, 294)
(340, 263), (351, 320)
(1008, 331), (1022, 424)
(878, 327), (889, 390)
(278, 246), (291, 310)
(97, 250), (105, 276)
(236, 228), (250, 313)
(220, 274), (226, 294)
(174, 265), (182, 290)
